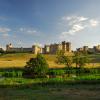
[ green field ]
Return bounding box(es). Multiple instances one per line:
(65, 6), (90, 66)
(0, 83), (100, 100)
(0, 53), (100, 68)
(0, 85), (100, 100)
(0, 53), (100, 100)
(0, 76), (100, 100)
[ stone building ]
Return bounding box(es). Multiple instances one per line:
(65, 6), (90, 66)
(62, 41), (71, 52)
(77, 48), (83, 52)
(6, 43), (33, 52)
(43, 41), (71, 54)
(94, 45), (100, 53)
(0, 47), (3, 52)
(32, 45), (42, 54)
(6, 41), (71, 54)
(43, 45), (50, 54)
(77, 45), (100, 53)
(83, 46), (88, 51)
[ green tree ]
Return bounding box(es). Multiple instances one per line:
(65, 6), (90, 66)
(56, 50), (73, 76)
(73, 51), (89, 75)
(74, 51), (89, 68)
(23, 53), (49, 78)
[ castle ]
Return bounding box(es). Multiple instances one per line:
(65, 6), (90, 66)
(6, 41), (71, 54)
(77, 45), (100, 53)
(42, 41), (71, 54)
(0, 41), (99, 54)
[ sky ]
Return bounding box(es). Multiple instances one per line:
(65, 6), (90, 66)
(0, 0), (100, 50)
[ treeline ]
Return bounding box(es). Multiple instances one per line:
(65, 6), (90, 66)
(0, 68), (100, 78)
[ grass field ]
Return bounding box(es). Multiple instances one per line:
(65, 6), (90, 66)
(0, 53), (64, 68)
(0, 76), (100, 100)
(0, 53), (100, 100)
(0, 84), (100, 100)
(0, 53), (100, 68)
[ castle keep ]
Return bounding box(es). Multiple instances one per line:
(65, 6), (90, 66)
(6, 41), (71, 54)
(43, 41), (71, 54)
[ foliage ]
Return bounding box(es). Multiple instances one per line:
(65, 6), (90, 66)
(73, 51), (89, 68)
(56, 50), (73, 76)
(23, 53), (49, 78)
(56, 50), (73, 68)
(48, 69), (65, 76)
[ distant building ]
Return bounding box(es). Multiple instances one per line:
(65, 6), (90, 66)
(0, 47), (4, 52)
(43, 41), (71, 54)
(77, 44), (100, 53)
(77, 48), (83, 52)
(32, 45), (42, 54)
(6, 41), (71, 54)
(94, 45), (100, 53)
(83, 46), (88, 51)
(6, 43), (33, 52)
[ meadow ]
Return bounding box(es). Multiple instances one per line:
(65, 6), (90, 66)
(0, 53), (100, 100)
(0, 53), (100, 68)
(0, 84), (100, 100)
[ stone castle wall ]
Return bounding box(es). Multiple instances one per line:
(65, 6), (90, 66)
(6, 41), (71, 54)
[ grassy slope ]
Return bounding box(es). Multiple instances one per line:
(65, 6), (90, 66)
(0, 53), (64, 68)
(0, 53), (100, 68)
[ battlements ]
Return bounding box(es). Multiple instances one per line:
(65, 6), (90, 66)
(6, 41), (71, 54)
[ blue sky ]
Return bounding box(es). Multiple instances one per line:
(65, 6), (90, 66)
(0, 0), (100, 50)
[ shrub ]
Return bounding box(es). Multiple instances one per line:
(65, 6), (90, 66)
(23, 54), (49, 78)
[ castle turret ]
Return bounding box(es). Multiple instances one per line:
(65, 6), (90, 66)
(62, 41), (71, 52)
(6, 43), (13, 51)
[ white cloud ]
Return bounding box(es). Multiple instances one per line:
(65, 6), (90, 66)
(27, 30), (37, 34)
(19, 27), (37, 35)
(0, 27), (11, 38)
(2, 33), (9, 38)
(19, 28), (24, 32)
(62, 16), (88, 25)
(61, 24), (85, 36)
(90, 19), (99, 27)
(71, 24), (85, 32)
(60, 15), (99, 38)
(0, 27), (11, 33)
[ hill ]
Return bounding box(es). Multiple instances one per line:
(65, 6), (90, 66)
(0, 53), (100, 68)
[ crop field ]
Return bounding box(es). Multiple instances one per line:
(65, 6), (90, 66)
(0, 53), (100, 68)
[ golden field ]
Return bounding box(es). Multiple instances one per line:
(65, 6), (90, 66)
(0, 53), (100, 68)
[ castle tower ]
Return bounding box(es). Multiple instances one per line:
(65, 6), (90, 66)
(62, 41), (66, 52)
(6, 43), (13, 51)
(32, 45), (42, 54)
(44, 45), (50, 54)
(83, 46), (88, 51)
(66, 42), (71, 52)
(61, 41), (71, 52)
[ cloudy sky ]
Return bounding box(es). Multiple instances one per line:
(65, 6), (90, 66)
(0, 0), (100, 50)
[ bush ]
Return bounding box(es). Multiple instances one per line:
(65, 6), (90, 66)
(23, 54), (49, 78)
(48, 69), (65, 76)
